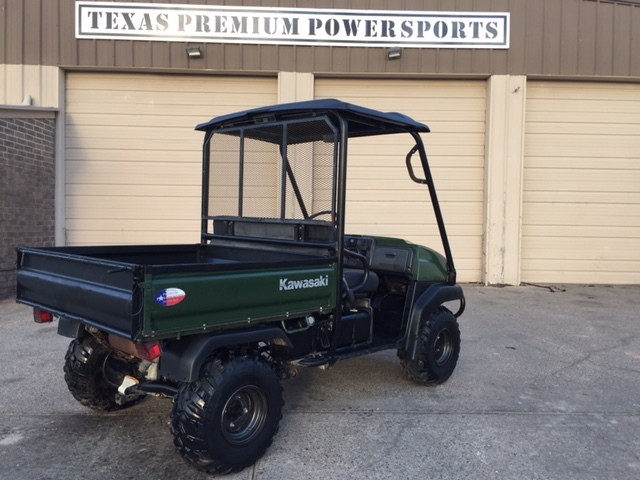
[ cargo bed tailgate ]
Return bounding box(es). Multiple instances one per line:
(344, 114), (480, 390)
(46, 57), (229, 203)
(17, 247), (141, 339)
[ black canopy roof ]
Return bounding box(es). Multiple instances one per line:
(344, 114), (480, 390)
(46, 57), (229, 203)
(195, 99), (430, 139)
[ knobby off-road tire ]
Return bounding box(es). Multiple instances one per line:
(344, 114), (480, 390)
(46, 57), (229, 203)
(64, 336), (143, 411)
(170, 353), (284, 475)
(401, 307), (461, 386)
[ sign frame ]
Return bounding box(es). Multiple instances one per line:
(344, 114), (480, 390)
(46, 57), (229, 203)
(76, 2), (510, 49)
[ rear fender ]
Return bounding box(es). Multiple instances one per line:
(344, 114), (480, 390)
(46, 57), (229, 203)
(159, 327), (293, 383)
(57, 316), (85, 339)
(399, 283), (465, 361)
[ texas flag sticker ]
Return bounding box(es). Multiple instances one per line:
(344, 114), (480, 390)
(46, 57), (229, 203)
(155, 288), (186, 307)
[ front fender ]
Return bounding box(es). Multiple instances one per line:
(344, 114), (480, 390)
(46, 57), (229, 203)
(398, 283), (465, 361)
(159, 327), (292, 382)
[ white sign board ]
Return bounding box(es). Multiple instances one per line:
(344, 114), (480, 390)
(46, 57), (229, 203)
(76, 2), (510, 49)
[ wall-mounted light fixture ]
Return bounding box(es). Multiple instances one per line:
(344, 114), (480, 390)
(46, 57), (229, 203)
(186, 46), (202, 59)
(387, 47), (402, 60)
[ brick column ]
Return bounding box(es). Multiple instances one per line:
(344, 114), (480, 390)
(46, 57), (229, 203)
(0, 111), (56, 299)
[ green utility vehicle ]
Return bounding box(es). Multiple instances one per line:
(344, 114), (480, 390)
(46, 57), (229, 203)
(17, 99), (465, 475)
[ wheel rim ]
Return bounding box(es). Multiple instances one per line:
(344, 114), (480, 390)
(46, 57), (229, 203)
(221, 385), (268, 445)
(433, 328), (454, 366)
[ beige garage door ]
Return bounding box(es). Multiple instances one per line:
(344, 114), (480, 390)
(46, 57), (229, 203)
(523, 81), (640, 284)
(315, 79), (486, 283)
(65, 72), (277, 245)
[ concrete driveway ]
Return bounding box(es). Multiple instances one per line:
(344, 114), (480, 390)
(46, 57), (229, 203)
(1, 285), (639, 479)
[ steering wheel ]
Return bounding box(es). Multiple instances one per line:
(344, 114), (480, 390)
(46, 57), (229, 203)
(307, 210), (333, 220)
(344, 249), (370, 293)
(342, 249), (370, 308)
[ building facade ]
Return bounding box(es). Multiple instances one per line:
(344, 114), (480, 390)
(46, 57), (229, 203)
(1, 0), (639, 298)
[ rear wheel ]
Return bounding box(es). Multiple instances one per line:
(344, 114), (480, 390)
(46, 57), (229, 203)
(401, 307), (461, 385)
(63, 336), (143, 411)
(171, 353), (284, 474)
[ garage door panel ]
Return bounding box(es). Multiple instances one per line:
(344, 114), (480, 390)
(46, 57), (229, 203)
(524, 121), (640, 136)
(347, 201), (483, 220)
(420, 132), (486, 145)
(316, 78), (485, 282)
(418, 146), (486, 158)
(523, 81), (640, 284)
(524, 168), (640, 192)
(524, 225), (640, 239)
(354, 90), (484, 100)
(67, 90), (262, 107)
(525, 134), (639, 158)
(522, 237), (640, 259)
(526, 111), (640, 126)
(524, 191), (640, 205)
(65, 72), (277, 245)
(65, 102), (258, 117)
(66, 160), (200, 179)
(67, 114), (214, 130)
(347, 185), (482, 201)
(66, 218), (196, 233)
(527, 99), (639, 115)
(348, 166), (483, 182)
(66, 195), (199, 217)
(524, 156), (639, 170)
(66, 183), (202, 197)
(406, 110), (486, 122)
(348, 135), (484, 150)
(66, 136), (201, 152)
(524, 202), (639, 226)
(66, 125), (202, 140)
(526, 83), (640, 102)
(347, 165), (483, 178)
(348, 139), (485, 155)
(316, 78), (483, 95)
(429, 157), (484, 169)
(345, 101), (486, 115)
(356, 223), (481, 237)
(522, 258), (640, 273)
(67, 76), (272, 96)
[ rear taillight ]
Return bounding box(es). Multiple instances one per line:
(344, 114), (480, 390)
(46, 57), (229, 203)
(33, 308), (53, 323)
(135, 341), (162, 361)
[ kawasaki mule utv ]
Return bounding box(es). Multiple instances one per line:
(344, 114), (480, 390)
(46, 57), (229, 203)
(17, 99), (465, 474)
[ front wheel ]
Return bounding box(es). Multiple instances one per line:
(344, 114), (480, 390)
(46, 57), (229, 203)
(401, 307), (461, 385)
(170, 353), (284, 475)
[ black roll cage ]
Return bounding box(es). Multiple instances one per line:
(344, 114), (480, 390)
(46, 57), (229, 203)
(198, 99), (457, 286)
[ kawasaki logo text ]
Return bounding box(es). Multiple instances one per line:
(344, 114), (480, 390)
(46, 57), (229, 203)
(279, 275), (329, 291)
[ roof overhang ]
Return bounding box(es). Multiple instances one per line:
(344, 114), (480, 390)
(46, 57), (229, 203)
(195, 98), (430, 139)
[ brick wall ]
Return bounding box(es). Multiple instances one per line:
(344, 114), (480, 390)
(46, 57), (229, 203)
(0, 116), (56, 300)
